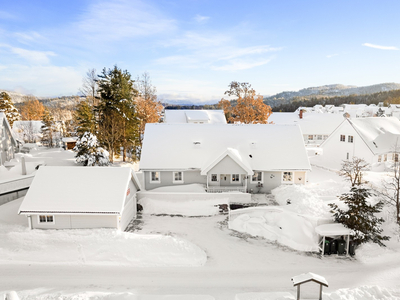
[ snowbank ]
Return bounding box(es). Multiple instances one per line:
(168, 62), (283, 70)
(140, 196), (228, 216)
(0, 225), (207, 267)
(0, 199), (207, 267)
(229, 207), (320, 252)
(150, 183), (206, 193)
(271, 184), (329, 217)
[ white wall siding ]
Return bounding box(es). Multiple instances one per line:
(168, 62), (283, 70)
(31, 214), (118, 229)
(208, 155), (246, 175)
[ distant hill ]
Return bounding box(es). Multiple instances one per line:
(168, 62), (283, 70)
(264, 83), (400, 108)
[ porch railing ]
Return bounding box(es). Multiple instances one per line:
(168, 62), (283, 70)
(206, 186), (247, 193)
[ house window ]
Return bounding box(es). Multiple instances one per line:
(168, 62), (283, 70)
(282, 172), (293, 183)
(348, 135), (354, 143)
(340, 135), (345, 142)
(384, 154), (387, 161)
(251, 172), (263, 182)
(211, 174), (218, 182)
(323, 135), (328, 140)
(173, 171), (183, 183)
(231, 174), (240, 182)
(317, 135), (322, 140)
(308, 135), (314, 140)
(394, 154), (399, 162)
(346, 152), (349, 160)
(378, 155), (382, 163)
(150, 171), (160, 183)
(38, 215), (54, 223)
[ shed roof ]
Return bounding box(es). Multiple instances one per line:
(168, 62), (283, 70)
(19, 167), (139, 215)
(164, 110), (227, 124)
(139, 123), (311, 172)
(315, 223), (354, 236)
(292, 272), (329, 287)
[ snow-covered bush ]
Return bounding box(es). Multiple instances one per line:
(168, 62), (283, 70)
(74, 132), (109, 166)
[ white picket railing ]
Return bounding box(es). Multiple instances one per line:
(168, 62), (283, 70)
(206, 186), (246, 193)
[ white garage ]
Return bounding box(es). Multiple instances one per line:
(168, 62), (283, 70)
(18, 166), (141, 231)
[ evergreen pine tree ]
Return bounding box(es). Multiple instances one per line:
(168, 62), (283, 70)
(97, 66), (139, 162)
(0, 91), (21, 127)
(74, 100), (96, 136)
(74, 132), (109, 166)
(41, 109), (55, 147)
(329, 186), (390, 247)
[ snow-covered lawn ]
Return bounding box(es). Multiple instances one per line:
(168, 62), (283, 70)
(0, 149), (400, 299)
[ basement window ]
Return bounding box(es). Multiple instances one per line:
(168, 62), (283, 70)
(150, 171), (161, 183)
(173, 171), (184, 184)
(38, 215), (54, 224)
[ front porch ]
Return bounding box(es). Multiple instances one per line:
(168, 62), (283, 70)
(206, 173), (248, 193)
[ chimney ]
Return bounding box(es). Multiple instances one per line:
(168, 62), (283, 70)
(299, 109), (304, 119)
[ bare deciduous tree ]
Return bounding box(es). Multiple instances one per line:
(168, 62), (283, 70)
(339, 156), (370, 186)
(380, 142), (400, 225)
(80, 68), (99, 106)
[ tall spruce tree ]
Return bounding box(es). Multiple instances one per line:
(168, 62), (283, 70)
(329, 186), (390, 247)
(97, 66), (139, 162)
(0, 91), (20, 127)
(74, 100), (96, 136)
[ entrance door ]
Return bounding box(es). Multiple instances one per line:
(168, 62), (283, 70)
(220, 174), (230, 186)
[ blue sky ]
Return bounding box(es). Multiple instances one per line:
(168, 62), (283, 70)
(1, 0), (399, 104)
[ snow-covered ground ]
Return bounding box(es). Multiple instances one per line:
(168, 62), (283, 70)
(1, 149), (400, 299)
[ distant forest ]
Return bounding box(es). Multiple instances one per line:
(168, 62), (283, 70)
(164, 89), (400, 112)
(271, 89), (400, 112)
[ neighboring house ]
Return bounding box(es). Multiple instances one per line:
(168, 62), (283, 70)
(312, 117), (400, 170)
(13, 120), (43, 143)
(62, 137), (78, 150)
(139, 123), (311, 193)
(163, 109), (227, 124)
(268, 112), (345, 145)
(0, 112), (17, 165)
(18, 167), (141, 230)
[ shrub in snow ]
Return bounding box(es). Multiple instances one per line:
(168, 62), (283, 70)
(74, 132), (110, 166)
(329, 186), (389, 247)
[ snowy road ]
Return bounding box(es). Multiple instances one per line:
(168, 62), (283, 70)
(2, 214), (399, 299)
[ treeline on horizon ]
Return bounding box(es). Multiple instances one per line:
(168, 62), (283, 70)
(271, 89), (400, 112)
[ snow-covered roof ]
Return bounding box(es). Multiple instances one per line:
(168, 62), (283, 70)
(139, 123), (311, 172)
(268, 112), (345, 135)
(19, 167), (138, 215)
(315, 223), (354, 236)
(62, 137), (78, 143)
(292, 272), (329, 287)
(348, 117), (400, 155)
(164, 110), (227, 124)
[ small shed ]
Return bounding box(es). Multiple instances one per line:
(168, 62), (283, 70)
(62, 137), (78, 150)
(315, 223), (354, 257)
(291, 272), (328, 300)
(18, 166), (141, 231)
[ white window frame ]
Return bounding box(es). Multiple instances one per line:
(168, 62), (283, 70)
(348, 135), (354, 143)
(173, 171), (184, 184)
(340, 135), (345, 142)
(211, 174), (219, 182)
(231, 174), (241, 183)
(317, 135), (323, 140)
(251, 172), (263, 183)
(308, 135), (314, 141)
(282, 171), (293, 183)
(38, 215), (55, 224)
(150, 171), (161, 183)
